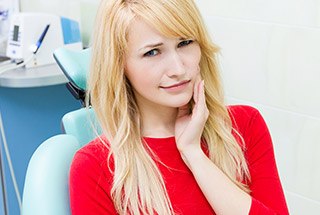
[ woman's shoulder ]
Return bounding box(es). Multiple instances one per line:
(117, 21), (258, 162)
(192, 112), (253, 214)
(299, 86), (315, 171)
(69, 136), (115, 211)
(227, 105), (260, 119)
(77, 135), (109, 157)
(71, 135), (112, 173)
(227, 105), (268, 138)
(227, 105), (262, 125)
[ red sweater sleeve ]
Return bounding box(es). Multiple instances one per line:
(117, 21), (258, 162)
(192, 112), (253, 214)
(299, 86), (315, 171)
(230, 105), (289, 215)
(69, 142), (117, 214)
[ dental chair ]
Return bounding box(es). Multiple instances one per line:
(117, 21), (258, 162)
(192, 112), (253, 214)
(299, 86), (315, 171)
(22, 48), (99, 215)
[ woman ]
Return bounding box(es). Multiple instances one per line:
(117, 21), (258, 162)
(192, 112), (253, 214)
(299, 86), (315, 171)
(70, 0), (289, 214)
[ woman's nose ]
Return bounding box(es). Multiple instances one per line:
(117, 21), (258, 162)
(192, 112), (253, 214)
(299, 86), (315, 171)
(165, 51), (186, 78)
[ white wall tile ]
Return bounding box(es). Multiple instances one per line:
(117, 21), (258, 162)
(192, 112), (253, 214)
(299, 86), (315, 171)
(295, 119), (320, 199)
(196, 0), (320, 28)
(203, 16), (320, 117)
(21, 0), (81, 21)
(285, 191), (320, 215)
(262, 108), (320, 202)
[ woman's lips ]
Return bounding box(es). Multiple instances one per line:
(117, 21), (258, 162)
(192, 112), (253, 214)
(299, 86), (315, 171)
(160, 80), (191, 91)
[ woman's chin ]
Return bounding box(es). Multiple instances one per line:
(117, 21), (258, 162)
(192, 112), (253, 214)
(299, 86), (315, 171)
(166, 95), (193, 108)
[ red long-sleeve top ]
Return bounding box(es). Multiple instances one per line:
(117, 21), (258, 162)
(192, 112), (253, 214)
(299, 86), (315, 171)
(69, 105), (289, 214)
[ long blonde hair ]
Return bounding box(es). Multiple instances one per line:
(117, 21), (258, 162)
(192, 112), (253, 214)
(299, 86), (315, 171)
(87, 0), (250, 214)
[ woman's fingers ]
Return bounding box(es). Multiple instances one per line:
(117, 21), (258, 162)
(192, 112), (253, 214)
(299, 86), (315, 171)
(193, 80), (208, 120)
(193, 76), (202, 104)
(200, 81), (209, 119)
(177, 104), (190, 118)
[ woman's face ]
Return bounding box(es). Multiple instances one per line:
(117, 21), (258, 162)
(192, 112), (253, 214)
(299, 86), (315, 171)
(125, 19), (201, 109)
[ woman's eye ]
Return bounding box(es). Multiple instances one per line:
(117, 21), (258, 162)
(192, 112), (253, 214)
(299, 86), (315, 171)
(178, 40), (194, 48)
(143, 49), (159, 57)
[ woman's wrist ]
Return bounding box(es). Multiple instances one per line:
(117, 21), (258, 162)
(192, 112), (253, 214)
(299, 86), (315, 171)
(178, 143), (206, 170)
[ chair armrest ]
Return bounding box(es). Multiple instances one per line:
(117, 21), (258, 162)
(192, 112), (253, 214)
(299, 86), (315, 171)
(22, 134), (80, 215)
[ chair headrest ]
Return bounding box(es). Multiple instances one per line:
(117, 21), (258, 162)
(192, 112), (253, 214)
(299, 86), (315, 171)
(53, 47), (91, 91)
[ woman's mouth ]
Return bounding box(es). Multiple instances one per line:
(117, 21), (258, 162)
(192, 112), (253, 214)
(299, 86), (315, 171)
(160, 80), (191, 92)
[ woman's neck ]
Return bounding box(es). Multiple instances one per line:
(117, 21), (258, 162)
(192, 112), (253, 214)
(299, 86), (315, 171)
(139, 104), (178, 138)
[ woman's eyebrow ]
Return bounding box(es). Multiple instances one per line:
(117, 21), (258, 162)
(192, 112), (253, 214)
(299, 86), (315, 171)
(139, 42), (163, 51)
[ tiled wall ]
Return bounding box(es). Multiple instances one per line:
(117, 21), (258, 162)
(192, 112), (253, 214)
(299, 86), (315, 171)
(195, 0), (320, 214)
(20, 0), (82, 20)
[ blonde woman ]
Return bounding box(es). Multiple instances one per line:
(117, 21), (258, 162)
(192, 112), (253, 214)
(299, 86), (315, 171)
(69, 0), (289, 214)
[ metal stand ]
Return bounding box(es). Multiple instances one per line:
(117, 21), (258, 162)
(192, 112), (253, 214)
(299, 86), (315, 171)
(0, 112), (8, 215)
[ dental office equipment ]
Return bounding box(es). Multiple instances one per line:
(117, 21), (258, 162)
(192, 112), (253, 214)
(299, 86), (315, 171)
(0, 13), (82, 75)
(0, 0), (10, 57)
(0, 24), (51, 75)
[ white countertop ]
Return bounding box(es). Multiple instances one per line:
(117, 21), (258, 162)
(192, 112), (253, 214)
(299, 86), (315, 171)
(0, 63), (68, 88)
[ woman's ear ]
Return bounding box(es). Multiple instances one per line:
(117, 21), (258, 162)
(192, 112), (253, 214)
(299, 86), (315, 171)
(122, 67), (128, 78)
(123, 59), (128, 75)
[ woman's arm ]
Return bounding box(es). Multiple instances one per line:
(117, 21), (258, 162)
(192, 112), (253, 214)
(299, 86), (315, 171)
(236, 105), (289, 214)
(175, 79), (251, 215)
(181, 145), (252, 215)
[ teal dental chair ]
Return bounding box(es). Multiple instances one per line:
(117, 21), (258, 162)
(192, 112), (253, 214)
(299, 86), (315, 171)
(22, 48), (99, 215)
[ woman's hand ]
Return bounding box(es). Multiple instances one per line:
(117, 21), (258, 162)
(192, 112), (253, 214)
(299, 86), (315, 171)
(174, 77), (209, 163)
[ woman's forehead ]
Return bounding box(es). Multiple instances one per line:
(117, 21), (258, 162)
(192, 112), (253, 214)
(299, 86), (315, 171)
(127, 17), (190, 43)
(127, 19), (163, 41)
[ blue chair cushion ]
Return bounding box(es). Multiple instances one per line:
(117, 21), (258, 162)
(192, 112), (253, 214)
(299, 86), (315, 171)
(53, 48), (91, 91)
